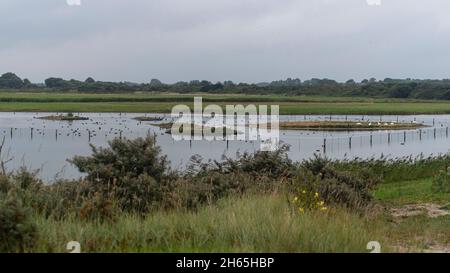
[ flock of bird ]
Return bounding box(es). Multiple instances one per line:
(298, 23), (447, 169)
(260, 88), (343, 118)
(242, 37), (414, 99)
(0, 114), (447, 150)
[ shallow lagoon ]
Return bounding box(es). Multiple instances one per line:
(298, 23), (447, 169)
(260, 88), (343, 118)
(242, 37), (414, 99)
(0, 112), (449, 181)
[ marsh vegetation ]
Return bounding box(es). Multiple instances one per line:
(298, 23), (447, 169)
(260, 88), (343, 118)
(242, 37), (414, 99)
(0, 135), (448, 253)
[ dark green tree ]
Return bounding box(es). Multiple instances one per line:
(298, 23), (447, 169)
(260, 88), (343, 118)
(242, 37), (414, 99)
(0, 72), (24, 89)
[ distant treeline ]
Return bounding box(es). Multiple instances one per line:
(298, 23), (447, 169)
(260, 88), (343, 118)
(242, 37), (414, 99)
(2, 72), (450, 100)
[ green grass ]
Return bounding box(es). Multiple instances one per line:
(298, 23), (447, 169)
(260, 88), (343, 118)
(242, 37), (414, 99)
(1, 91), (450, 114)
(375, 178), (450, 205)
(31, 179), (450, 253)
(14, 174), (450, 253)
(31, 194), (377, 253)
(372, 178), (450, 252)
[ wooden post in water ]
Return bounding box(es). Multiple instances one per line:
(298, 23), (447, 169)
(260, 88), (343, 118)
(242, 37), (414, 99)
(434, 128), (436, 139)
(370, 134), (373, 147)
(55, 129), (58, 141)
(31, 128), (33, 140)
(88, 130), (91, 142)
(403, 131), (406, 143)
(349, 137), (352, 149)
(419, 129), (422, 141)
(10, 128), (13, 139)
(447, 127), (449, 138)
(388, 132), (391, 144)
(323, 138), (327, 154)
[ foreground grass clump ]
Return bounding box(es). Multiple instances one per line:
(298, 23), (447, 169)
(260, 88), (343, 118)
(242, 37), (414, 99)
(0, 195), (37, 252)
(32, 195), (376, 253)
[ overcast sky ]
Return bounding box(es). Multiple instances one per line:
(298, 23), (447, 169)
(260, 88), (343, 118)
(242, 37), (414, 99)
(1, 0), (450, 83)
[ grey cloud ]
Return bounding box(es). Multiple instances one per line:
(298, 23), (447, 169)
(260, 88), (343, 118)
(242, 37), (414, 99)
(1, 0), (450, 83)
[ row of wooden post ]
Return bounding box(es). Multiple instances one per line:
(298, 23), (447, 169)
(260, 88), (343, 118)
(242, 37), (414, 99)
(322, 127), (449, 153)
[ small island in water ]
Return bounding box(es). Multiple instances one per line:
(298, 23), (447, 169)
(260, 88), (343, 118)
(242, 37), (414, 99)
(133, 116), (165, 122)
(274, 121), (427, 131)
(37, 113), (89, 121)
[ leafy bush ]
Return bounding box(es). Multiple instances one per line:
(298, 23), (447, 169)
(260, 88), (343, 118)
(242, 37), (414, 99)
(195, 144), (295, 179)
(0, 175), (11, 194)
(0, 137), (382, 222)
(69, 135), (174, 213)
(70, 135), (171, 184)
(68, 136), (292, 214)
(291, 155), (379, 210)
(78, 191), (119, 222)
(0, 194), (37, 253)
(168, 171), (278, 210)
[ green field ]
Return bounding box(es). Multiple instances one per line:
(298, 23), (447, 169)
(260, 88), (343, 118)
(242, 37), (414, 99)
(1, 91), (450, 114)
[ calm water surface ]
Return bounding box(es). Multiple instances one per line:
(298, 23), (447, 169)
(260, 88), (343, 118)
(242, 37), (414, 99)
(0, 112), (449, 181)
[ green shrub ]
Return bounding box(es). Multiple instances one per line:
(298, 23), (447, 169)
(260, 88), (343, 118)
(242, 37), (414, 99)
(67, 136), (292, 214)
(69, 134), (171, 184)
(0, 175), (11, 194)
(13, 168), (43, 191)
(168, 171), (278, 210)
(194, 142), (296, 179)
(78, 191), (119, 222)
(292, 155), (379, 210)
(68, 135), (174, 213)
(0, 194), (37, 253)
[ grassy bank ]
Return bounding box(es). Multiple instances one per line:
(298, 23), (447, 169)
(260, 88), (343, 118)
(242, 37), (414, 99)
(1, 92), (450, 114)
(33, 195), (377, 253)
(1, 136), (449, 253)
(30, 179), (450, 253)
